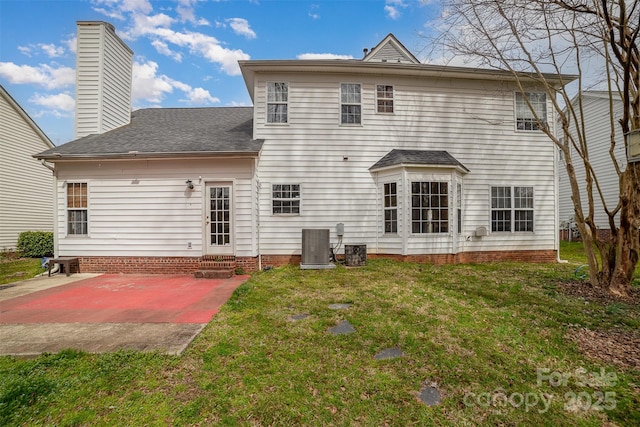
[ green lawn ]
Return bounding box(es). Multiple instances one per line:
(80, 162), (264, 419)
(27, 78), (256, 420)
(0, 256), (44, 286)
(1, 242), (638, 426)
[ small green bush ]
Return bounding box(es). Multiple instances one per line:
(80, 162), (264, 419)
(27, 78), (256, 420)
(16, 231), (54, 258)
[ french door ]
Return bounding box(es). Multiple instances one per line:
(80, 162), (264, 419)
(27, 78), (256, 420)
(205, 183), (233, 255)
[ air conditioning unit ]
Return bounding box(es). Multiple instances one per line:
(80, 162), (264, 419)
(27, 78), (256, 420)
(301, 229), (335, 269)
(345, 244), (366, 267)
(474, 226), (488, 237)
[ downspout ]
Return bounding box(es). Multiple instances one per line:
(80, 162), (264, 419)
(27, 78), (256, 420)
(255, 158), (262, 271)
(374, 173), (379, 254)
(41, 160), (59, 259)
(553, 131), (567, 263)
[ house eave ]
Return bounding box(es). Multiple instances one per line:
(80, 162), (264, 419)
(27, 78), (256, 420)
(34, 150), (262, 161)
(370, 162), (470, 174)
(239, 59), (578, 102)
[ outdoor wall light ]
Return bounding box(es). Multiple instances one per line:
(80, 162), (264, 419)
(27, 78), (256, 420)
(186, 179), (194, 190)
(627, 129), (640, 162)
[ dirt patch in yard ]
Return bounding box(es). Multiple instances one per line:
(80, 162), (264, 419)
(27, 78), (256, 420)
(556, 279), (640, 305)
(557, 280), (639, 370)
(567, 327), (640, 370)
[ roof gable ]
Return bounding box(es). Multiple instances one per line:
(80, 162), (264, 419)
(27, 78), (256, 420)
(370, 149), (469, 173)
(363, 34), (420, 64)
(0, 84), (54, 149)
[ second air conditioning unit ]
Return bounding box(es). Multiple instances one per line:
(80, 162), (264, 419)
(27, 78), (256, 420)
(301, 229), (335, 269)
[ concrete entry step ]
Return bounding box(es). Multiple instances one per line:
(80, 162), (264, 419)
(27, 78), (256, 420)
(194, 269), (233, 279)
(196, 255), (236, 279)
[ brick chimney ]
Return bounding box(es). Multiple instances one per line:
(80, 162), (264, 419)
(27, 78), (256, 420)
(75, 21), (133, 139)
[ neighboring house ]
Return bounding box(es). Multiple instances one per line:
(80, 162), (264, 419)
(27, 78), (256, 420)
(35, 22), (576, 274)
(0, 84), (55, 252)
(558, 91), (626, 238)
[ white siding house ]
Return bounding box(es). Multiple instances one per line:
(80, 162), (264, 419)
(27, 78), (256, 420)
(241, 34), (572, 264)
(0, 85), (55, 251)
(558, 92), (626, 235)
(35, 29), (576, 273)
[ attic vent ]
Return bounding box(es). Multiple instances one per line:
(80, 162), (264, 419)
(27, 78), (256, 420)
(301, 229), (335, 270)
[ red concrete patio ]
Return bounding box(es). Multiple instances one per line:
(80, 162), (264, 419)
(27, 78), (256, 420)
(0, 274), (249, 356)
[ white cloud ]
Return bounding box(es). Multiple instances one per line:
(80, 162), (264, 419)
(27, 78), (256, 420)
(92, 0), (251, 75)
(92, 7), (125, 21)
(226, 18), (256, 39)
(39, 43), (65, 58)
(17, 45), (32, 56)
(0, 62), (75, 89)
(184, 87), (219, 104)
(385, 5), (400, 19)
(175, 0), (208, 25)
(127, 13), (175, 38)
(65, 36), (77, 54)
(228, 100), (251, 107)
(308, 4), (320, 19)
(29, 92), (75, 112)
(132, 59), (219, 105)
(151, 39), (182, 61)
(96, 0), (152, 14)
(297, 53), (354, 60)
(132, 60), (173, 103)
(165, 77), (219, 104)
(385, 5), (401, 20)
(385, 0), (407, 20)
(155, 28), (249, 75)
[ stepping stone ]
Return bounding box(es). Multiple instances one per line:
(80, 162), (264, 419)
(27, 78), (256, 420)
(328, 320), (356, 335)
(418, 385), (442, 407)
(374, 347), (404, 360)
(328, 303), (352, 310)
(288, 313), (309, 321)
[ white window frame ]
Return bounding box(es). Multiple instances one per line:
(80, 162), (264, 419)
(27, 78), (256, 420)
(376, 84), (394, 114)
(410, 181), (449, 234)
(66, 182), (88, 236)
(490, 186), (534, 233)
(266, 82), (288, 124)
(272, 183), (301, 215)
(515, 92), (547, 131)
(383, 182), (398, 234)
(340, 83), (361, 125)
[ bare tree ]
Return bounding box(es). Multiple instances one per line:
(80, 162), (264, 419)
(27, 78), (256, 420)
(428, 0), (639, 296)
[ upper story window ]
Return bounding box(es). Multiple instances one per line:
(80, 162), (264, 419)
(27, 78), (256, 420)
(411, 181), (448, 234)
(267, 82), (288, 124)
(272, 184), (300, 214)
(341, 83), (361, 124)
(491, 186), (534, 232)
(67, 182), (88, 235)
(515, 92), (547, 131)
(383, 182), (398, 233)
(376, 85), (394, 113)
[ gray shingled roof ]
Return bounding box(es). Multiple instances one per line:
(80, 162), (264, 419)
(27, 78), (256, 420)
(35, 107), (263, 160)
(370, 149), (469, 172)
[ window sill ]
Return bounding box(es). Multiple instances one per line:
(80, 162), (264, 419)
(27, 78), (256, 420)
(265, 122), (289, 126)
(339, 123), (363, 127)
(409, 232), (451, 236)
(489, 231), (535, 234)
(515, 128), (545, 133)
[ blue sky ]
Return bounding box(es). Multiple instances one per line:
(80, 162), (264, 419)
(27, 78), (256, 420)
(0, 0), (441, 145)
